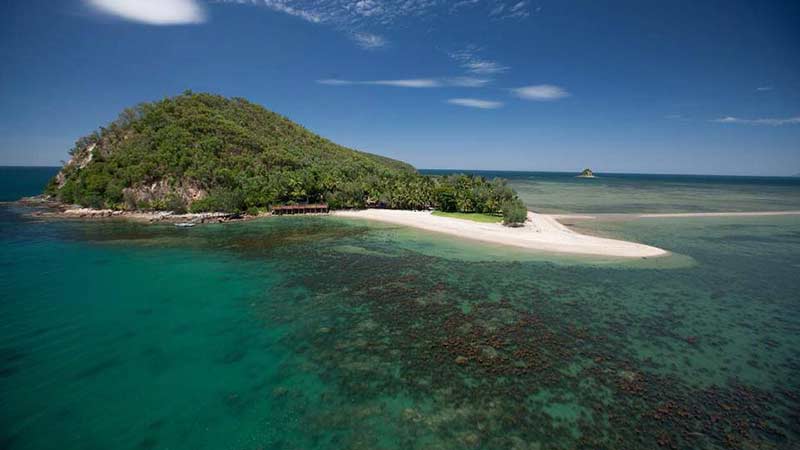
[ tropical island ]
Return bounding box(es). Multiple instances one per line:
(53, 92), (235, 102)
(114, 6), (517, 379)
(577, 168), (595, 178)
(40, 92), (666, 258)
(44, 92), (528, 225)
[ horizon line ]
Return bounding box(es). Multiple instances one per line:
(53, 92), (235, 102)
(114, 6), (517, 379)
(421, 168), (800, 178)
(1, 164), (797, 178)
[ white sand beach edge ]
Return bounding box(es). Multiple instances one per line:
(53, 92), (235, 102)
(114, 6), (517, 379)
(333, 209), (668, 258)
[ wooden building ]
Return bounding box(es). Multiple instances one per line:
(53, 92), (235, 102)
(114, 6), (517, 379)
(271, 204), (329, 215)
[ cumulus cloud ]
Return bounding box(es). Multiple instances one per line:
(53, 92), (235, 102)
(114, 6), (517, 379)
(512, 84), (570, 101)
(85, 0), (206, 25)
(713, 116), (800, 126)
(447, 98), (504, 109)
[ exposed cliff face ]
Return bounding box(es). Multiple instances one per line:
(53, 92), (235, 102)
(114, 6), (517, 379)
(50, 133), (209, 210)
(121, 180), (208, 208)
(55, 144), (95, 189)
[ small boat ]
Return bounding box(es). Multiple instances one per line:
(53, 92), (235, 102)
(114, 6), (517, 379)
(174, 222), (195, 228)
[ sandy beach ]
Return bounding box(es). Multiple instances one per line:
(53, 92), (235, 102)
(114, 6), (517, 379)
(334, 209), (668, 258)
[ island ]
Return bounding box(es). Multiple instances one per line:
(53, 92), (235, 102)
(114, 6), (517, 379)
(44, 91), (527, 224)
(40, 92), (666, 258)
(577, 168), (596, 178)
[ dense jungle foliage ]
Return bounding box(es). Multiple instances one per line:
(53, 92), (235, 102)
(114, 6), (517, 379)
(45, 92), (527, 223)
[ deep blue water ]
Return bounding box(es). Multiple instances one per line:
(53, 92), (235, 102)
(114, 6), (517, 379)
(0, 167), (58, 201)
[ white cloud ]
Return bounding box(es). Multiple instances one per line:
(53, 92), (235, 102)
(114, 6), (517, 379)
(317, 77), (492, 88)
(447, 98), (504, 109)
(228, 1), (438, 50)
(446, 76), (491, 87)
(449, 46), (509, 75)
(85, 0), (206, 25)
(512, 84), (570, 101)
(317, 79), (356, 85)
(713, 116), (800, 126)
(229, 1), (531, 50)
(490, 4), (506, 16)
(452, 0), (532, 19)
(508, 1), (529, 17)
(259, 0), (324, 22)
(317, 78), (441, 88)
(756, 86), (773, 92)
(369, 79), (441, 88)
(462, 60), (509, 74)
(490, 0), (530, 19)
(236, 0), (440, 26)
(450, 0), (481, 13)
(351, 32), (387, 49)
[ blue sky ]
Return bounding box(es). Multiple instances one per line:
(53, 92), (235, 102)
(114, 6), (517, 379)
(0, 0), (798, 175)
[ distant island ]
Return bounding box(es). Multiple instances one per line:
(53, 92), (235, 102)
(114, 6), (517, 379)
(576, 168), (596, 178)
(44, 92), (528, 225)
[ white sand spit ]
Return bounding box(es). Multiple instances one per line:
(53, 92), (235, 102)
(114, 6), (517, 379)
(334, 210), (667, 258)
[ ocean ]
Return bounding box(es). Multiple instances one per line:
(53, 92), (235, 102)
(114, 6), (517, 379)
(1, 167), (799, 449)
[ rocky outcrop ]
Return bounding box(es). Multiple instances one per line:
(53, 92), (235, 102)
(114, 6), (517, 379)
(55, 143), (96, 189)
(121, 179), (207, 209)
(29, 207), (246, 224)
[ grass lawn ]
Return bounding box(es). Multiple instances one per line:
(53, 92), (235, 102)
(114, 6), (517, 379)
(431, 211), (503, 223)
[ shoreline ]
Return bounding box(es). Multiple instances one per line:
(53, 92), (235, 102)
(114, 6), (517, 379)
(13, 198), (257, 224)
(334, 209), (668, 258)
(13, 199), (798, 258)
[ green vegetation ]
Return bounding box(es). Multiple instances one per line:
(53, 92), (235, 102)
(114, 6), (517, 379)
(431, 211), (503, 223)
(46, 92), (526, 222)
(502, 199), (529, 226)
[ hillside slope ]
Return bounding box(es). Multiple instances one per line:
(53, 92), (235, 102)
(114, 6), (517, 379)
(46, 92), (523, 219)
(46, 92), (422, 212)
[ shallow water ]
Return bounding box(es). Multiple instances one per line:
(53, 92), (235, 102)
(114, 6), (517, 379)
(423, 170), (800, 214)
(2, 168), (800, 449)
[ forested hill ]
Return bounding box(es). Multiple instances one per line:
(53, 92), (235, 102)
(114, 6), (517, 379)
(46, 92), (525, 221)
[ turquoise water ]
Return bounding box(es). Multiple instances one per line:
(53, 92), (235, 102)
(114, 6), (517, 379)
(2, 168), (800, 449)
(423, 170), (800, 213)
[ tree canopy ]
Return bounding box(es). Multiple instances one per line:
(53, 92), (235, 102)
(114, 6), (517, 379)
(45, 92), (527, 224)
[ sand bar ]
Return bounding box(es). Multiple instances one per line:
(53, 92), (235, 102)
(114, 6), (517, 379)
(334, 209), (668, 258)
